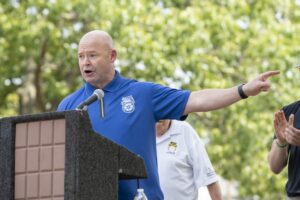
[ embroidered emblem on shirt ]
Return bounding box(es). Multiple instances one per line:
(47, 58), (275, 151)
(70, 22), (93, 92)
(121, 95), (135, 113)
(206, 167), (215, 177)
(167, 141), (177, 154)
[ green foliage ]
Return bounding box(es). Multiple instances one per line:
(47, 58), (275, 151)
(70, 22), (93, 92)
(1, 0), (300, 198)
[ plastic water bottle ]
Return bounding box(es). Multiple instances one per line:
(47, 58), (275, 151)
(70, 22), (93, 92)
(133, 188), (148, 200)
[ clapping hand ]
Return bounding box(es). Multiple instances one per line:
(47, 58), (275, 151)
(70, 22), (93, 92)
(285, 114), (300, 147)
(274, 111), (289, 145)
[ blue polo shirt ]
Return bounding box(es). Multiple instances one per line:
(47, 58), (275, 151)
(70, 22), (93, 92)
(57, 71), (190, 200)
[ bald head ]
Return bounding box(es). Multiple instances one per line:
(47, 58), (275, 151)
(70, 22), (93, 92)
(79, 30), (115, 49)
(77, 30), (117, 89)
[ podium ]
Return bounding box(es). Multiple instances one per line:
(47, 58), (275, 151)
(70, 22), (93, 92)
(0, 110), (147, 200)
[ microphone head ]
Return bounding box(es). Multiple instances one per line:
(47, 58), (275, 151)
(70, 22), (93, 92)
(94, 89), (104, 99)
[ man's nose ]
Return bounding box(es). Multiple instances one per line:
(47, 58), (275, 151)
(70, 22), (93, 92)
(83, 56), (91, 65)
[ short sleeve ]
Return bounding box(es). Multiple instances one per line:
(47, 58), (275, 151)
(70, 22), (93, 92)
(185, 124), (219, 188)
(151, 83), (190, 121)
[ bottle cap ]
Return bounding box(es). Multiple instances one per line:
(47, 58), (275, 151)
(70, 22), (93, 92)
(137, 188), (144, 192)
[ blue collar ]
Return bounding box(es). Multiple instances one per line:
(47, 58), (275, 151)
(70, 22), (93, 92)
(85, 70), (124, 93)
(103, 70), (123, 92)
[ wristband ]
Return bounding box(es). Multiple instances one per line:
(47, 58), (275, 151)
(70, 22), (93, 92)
(238, 84), (248, 99)
(275, 139), (288, 148)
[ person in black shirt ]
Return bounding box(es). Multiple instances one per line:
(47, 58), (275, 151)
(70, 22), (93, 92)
(268, 100), (300, 200)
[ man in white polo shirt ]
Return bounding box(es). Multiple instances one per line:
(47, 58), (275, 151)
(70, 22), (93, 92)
(156, 119), (222, 200)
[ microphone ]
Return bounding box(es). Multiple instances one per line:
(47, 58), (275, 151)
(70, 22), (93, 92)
(76, 89), (104, 110)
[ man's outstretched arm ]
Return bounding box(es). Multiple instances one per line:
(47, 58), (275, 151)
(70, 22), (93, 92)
(184, 70), (280, 115)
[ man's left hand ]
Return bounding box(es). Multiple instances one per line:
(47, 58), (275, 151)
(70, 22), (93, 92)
(243, 70), (280, 96)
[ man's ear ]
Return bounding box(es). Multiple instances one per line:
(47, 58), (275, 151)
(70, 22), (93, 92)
(110, 49), (117, 62)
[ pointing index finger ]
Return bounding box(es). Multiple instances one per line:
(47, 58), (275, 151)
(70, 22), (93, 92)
(260, 70), (280, 81)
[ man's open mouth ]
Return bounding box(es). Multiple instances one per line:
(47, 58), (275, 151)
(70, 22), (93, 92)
(84, 69), (93, 75)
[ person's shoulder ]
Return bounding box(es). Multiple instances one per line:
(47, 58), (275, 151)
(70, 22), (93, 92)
(282, 100), (300, 113)
(130, 79), (162, 88)
(119, 75), (155, 89)
(119, 73), (168, 89)
(57, 86), (85, 110)
(172, 120), (191, 128)
(119, 75), (136, 84)
(127, 80), (173, 95)
(171, 120), (196, 136)
(171, 120), (204, 148)
(120, 74), (188, 93)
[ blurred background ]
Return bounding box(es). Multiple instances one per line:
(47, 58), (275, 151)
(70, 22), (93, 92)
(1, 0), (300, 199)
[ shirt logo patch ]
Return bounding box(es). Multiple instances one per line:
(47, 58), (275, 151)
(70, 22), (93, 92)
(206, 167), (215, 177)
(167, 141), (177, 154)
(121, 95), (135, 113)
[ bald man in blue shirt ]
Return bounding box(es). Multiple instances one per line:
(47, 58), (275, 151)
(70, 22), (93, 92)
(58, 30), (279, 200)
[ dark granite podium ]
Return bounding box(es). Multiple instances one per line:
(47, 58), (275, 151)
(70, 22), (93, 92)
(0, 110), (147, 200)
